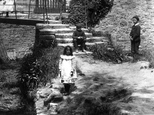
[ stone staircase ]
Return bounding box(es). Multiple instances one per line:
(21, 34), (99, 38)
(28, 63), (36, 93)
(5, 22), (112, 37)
(36, 20), (107, 48)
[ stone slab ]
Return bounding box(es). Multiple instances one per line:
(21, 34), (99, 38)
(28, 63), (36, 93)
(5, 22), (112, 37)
(56, 37), (106, 43)
(55, 33), (92, 38)
(36, 23), (70, 29)
(58, 42), (105, 47)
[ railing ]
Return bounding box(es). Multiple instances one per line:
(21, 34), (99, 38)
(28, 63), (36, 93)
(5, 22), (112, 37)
(0, 0), (66, 22)
(0, 3), (38, 19)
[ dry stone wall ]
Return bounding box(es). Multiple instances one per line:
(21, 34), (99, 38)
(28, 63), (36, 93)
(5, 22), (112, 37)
(95, 0), (154, 50)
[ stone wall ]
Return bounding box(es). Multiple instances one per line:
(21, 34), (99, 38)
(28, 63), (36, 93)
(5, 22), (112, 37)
(95, 0), (154, 50)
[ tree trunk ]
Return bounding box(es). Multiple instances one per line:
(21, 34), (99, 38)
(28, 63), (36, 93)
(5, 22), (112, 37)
(0, 39), (9, 64)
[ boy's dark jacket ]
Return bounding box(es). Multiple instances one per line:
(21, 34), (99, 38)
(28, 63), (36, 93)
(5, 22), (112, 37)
(72, 30), (86, 39)
(130, 24), (141, 42)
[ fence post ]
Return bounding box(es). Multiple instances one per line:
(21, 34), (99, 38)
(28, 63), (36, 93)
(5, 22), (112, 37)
(14, 0), (17, 19)
(45, 0), (49, 23)
(43, 0), (45, 23)
(28, 0), (32, 19)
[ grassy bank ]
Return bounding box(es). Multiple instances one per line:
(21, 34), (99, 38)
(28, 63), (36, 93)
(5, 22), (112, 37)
(0, 60), (36, 115)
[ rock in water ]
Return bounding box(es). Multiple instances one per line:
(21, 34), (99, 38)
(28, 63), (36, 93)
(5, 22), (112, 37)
(44, 89), (63, 106)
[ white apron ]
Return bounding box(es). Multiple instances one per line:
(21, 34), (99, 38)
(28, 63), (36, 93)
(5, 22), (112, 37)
(58, 55), (77, 83)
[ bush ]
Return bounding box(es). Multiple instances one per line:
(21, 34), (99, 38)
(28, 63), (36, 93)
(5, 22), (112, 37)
(91, 30), (105, 37)
(89, 44), (125, 63)
(143, 49), (154, 68)
(17, 38), (58, 96)
(17, 53), (41, 98)
(88, 31), (127, 63)
(37, 47), (64, 85)
(68, 0), (114, 27)
(68, 1), (87, 26)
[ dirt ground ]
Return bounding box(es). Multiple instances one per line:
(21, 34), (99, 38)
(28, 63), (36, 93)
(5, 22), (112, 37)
(74, 54), (154, 115)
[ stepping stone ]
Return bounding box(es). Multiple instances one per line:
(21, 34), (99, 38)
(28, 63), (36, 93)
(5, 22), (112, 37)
(58, 42), (105, 47)
(56, 38), (72, 43)
(69, 26), (89, 32)
(36, 23), (70, 29)
(56, 37), (107, 43)
(73, 51), (93, 55)
(48, 20), (62, 24)
(39, 28), (73, 35)
(39, 28), (90, 35)
(55, 33), (92, 38)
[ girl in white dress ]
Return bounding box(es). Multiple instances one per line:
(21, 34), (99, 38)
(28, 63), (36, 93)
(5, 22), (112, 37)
(59, 46), (77, 95)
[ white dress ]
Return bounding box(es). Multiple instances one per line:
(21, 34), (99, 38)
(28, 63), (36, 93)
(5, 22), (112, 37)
(58, 55), (77, 83)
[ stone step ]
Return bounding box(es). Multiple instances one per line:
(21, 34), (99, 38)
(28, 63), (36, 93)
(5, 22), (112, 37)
(47, 13), (69, 19)
(39, 28), (89, 35)
(58, 42), (105, 47)
(39, 33), (93, 39)
(69, 26), (89, 32)
(36, 23), (70, 29)
(48, 20), (62, 24)
(39, 28), (73, 35)
(56, 37), (107, 43)
(55, 33), (92, 38)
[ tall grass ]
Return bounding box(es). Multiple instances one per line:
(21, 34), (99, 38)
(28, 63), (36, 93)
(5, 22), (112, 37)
(38, 46), (64, 85)
(89, 44), (125, 63)
(18, 36), (59, 91)
(89, 32), (126, 63)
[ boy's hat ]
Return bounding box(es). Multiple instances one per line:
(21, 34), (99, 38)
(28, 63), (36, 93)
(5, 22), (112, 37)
(132, 15), (139, 21)
(76, 23), (82, 28)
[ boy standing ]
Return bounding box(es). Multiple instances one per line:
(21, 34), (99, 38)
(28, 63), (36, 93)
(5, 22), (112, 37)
(130, 16), (141, 57)
(72, 24), (86, 52)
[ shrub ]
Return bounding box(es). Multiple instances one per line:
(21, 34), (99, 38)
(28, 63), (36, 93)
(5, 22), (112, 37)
(38, 46), (64, 85)
(89, 31), (127, 63)
(68, 0), (114, 27)
(18, 39), (58, 95)
(143, 49), (154, 68)
(91, 30), (105, 37)
(68, 1), (87, 26)
(17, 53), (41, 99)
(89, 43), (125, 63)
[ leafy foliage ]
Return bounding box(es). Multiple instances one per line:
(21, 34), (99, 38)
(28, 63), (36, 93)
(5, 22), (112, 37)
(17, 37), (58, 98)
(90, 44), (124, 63)
(38, 47), (63, 85)
(68, 0), (114, 27)
(89, 33), (126, 63)
(143, 49), (154, 68)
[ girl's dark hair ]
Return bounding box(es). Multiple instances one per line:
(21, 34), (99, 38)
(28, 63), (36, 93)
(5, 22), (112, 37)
(63, 45), (73, 56)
